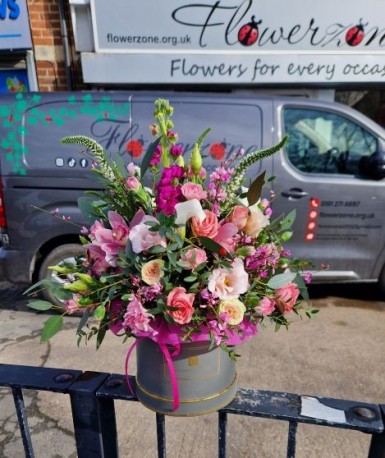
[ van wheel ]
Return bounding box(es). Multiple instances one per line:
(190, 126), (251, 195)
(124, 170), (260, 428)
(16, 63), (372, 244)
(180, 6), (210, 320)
(38, 244), (86, 308)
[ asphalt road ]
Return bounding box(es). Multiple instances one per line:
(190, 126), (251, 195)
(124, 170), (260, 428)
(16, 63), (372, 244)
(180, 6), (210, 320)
(1, 281), (385, 458)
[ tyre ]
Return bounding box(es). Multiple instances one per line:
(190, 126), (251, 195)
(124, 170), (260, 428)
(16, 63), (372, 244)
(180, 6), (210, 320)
(377, 264), (385, 298)
(38, 244), (86, 307)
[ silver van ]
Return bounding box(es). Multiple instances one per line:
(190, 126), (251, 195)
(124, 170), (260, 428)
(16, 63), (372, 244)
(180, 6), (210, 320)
(1, 91), (385, 303)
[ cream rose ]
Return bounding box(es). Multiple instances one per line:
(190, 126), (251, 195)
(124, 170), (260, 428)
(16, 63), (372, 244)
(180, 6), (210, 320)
(141, 259), (165, 285)
(219, 298), (246, 325)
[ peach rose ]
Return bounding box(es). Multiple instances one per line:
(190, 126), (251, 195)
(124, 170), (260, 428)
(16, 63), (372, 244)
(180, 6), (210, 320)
(244, 203), (270, 237)
(141, 259), (165, 285)
(219, 298), (246, 325)
(275, 282), (300, 314)
(191, 210), (220, 238)
(227, 205), (249, 230)
(166, 287), (195, 324)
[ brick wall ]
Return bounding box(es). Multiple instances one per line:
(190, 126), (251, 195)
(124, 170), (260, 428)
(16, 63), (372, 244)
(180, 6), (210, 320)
(27, 0), (79, 91)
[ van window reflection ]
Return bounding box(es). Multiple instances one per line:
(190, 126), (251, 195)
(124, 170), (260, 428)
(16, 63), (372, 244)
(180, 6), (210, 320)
(283, 108), (377, 175)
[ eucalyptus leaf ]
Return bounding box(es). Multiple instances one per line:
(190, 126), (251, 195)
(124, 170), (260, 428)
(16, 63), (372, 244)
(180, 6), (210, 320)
(279, 210), (297, 231)
(41, 315), (63, 342)
(78, 196), (99, 222)
(27, 300), (54, 311)
(77, 308), (91, 333)
(267, 272), (297, 289)
(247, 171), (266, 206)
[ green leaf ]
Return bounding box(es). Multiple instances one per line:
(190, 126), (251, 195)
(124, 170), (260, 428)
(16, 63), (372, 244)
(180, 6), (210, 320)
(294, 274), (309, 301)
(96, 324), (107, 349)
(267, 272), (297, 289)
(184, 275), (197, 282)
(78, 196), (100, 222)
(247, 171), (266, 206)
(41, 315), (64, 342)
(195, 127), (211, 148)
(140, 136), (161, 178)
(77, 308), (91, 333)
(27, 300), (54, 311)
(198, 236), (223, 254)
(279, 210), (297, 231)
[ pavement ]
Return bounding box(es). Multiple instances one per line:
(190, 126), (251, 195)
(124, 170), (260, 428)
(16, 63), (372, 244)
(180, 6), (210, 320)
(1, 282), (385, 457)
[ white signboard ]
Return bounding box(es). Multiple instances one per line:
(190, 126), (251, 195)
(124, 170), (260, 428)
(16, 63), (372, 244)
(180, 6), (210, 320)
(87, 0), (385, 84)
(0, 0), (32, 50)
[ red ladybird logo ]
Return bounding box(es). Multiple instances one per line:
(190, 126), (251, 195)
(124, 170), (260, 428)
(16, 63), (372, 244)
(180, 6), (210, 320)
(345, 19), (367, 47)
(238, 16), (262, 47)
(209, 142), (226, 160)
(125, 139), (143, 158)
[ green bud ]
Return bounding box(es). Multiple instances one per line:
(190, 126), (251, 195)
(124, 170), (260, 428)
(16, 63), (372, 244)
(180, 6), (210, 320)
(281, 231), (293, 242)
(48, 265), (74, 274)
(63, 280), (89, 292)
(190, 143), (203, 175)
(175, 155), (185, 167)
(77, 273), (95, 285)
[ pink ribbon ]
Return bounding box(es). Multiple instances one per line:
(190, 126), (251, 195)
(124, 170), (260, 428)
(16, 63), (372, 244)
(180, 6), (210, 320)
(125, 338), (181, 411)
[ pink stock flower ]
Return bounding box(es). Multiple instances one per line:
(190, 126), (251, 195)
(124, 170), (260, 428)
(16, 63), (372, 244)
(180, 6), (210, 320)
(129, 215), (166, 253)
(208, 258), (249, 299)
(255, 297), (276, 316)
(180, 247), (207, 270)
(123, 295), (157, 337)
(166, 287), (195, 324)
(64, 294), (83, 314)
(191, 210), (220, 238)
(275, 283), (300, 314)
(181, 182), (208, 201)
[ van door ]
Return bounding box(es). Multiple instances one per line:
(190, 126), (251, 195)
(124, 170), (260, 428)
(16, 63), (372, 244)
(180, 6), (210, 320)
(272, 103), (385, 282)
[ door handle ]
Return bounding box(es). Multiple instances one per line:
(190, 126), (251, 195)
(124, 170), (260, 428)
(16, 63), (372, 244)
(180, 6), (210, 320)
(281, 188), (309, 199)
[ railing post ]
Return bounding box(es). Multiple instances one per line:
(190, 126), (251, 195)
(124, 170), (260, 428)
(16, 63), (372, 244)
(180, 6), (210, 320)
(12, 387), (35, 458)
(368, 405), (385, 458)
(68, 371), (118, 458)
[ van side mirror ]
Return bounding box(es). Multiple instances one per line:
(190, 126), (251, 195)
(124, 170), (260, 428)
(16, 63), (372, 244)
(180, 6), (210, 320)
(359, 142), (385, 180)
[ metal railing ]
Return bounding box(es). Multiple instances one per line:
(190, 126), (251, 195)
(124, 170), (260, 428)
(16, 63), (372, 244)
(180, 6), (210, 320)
(1, 363), (384, 458)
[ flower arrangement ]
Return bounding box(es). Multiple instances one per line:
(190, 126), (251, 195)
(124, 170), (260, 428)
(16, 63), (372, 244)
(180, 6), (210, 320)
(27, 98), (316, 360)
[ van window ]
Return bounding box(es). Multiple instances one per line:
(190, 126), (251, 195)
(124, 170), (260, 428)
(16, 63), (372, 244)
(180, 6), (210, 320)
(283, 108), (378, 175)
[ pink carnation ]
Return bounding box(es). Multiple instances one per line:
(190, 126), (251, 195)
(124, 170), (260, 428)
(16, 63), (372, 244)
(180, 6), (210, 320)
(123, 296), (157, 337)
(255, 297), (276, 316)
(181, 182), (207, 200)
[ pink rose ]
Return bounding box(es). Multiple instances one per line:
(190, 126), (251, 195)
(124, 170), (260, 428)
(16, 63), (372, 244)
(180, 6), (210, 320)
(128, 215), (166, 253)
(166, 286), (195, 324)
(181, 182), (208, 201)
(126, 176), (140, 190)
(208, 258), (249, 299)
(191, 210), (220, 238)
(180, 248), (207, 270)
(275, 283), (300, 314)
(255, 297), (276, 316)
(227, 205), (249, 230)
